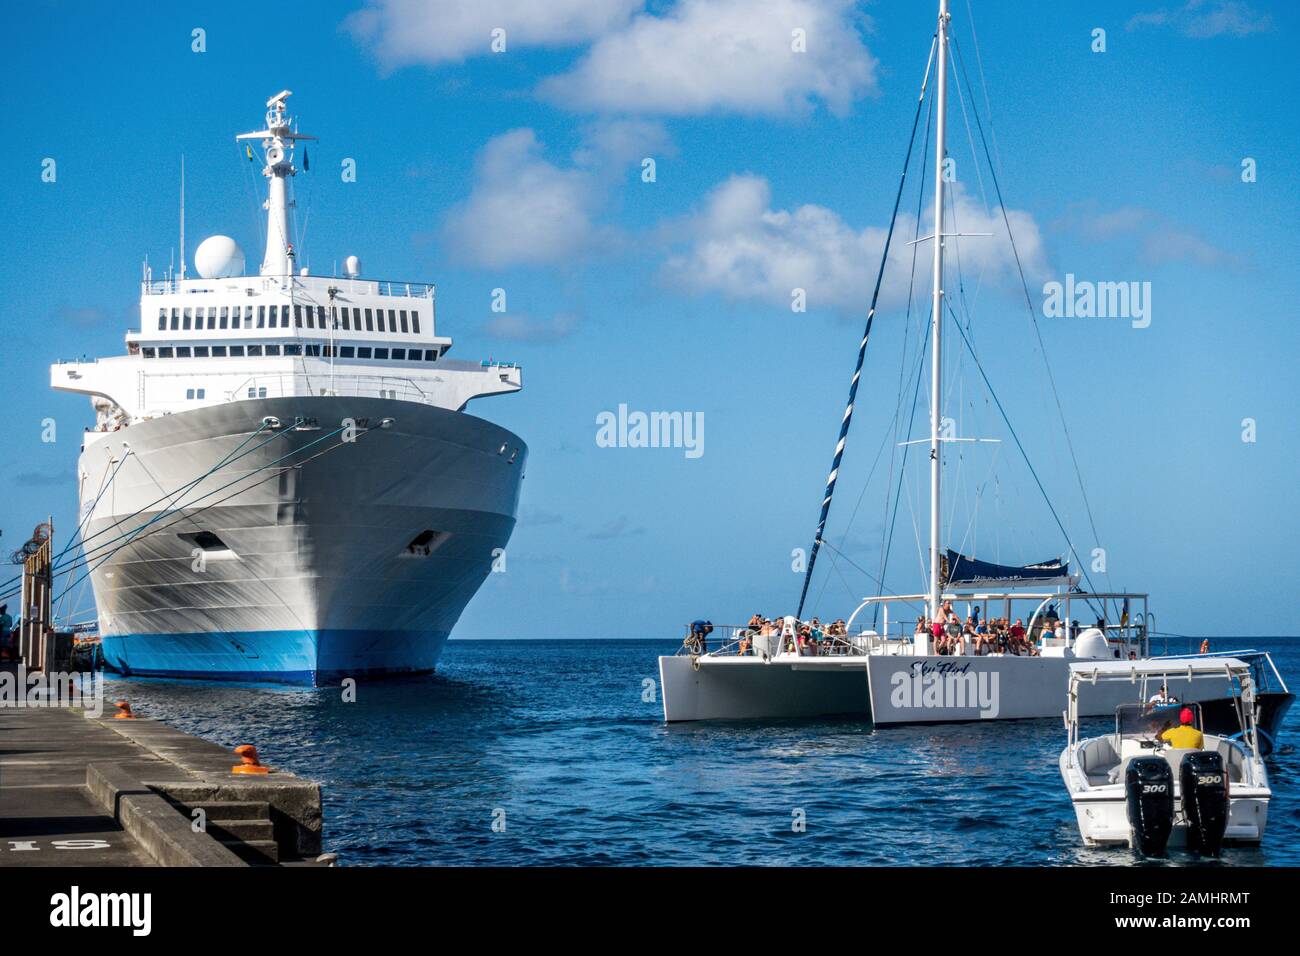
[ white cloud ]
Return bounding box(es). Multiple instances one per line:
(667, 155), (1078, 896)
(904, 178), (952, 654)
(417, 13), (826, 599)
(442, 129), (597, 268)
(663, 175), (1046, 311)
(442, 122), (668, 269)
(344, 0), (641, 68)
(540, 0), (877, 116)
(1127, 2), (1272, 38)
(484, 310), (582, 342)
(1063, 203), (1240, 268)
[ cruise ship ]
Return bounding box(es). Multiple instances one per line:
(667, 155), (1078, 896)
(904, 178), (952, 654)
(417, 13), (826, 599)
(50, 91), (527, 684)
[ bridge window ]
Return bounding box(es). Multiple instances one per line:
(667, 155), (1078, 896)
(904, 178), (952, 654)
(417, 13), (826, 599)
(271, 305), (281, 327)
(212, 345), (227, 357)
(265, 344), (281, 356)
(206, 307), (217, 330)
(157, 308), (167, 330)
(142, 347), (156, 358)
(357, 346), (372, 359)
(374, 347), (389, 359)
(385, 309), (395, 332)
(391, 348), (406, 360)
(230, 345), (245, 356)
(281, 305), (291, 328)
(284, 343), (302, 356)
(364, 308), (374, 331)
(411, 311), (421, 334)
(256, 306), (265, 328)
(341, 308), (351, 331)
(182, 308), (192, 331)
(423, 349), (438, 362)
(399, 310), (409, 333)
(294, 305), (302, 327)
(248, 344), (263, 356)
(316, 305), (326, 328)
(195, 346), (209, 357)
(176, 346), (192, 358)
(170, 308), (180, 330)
(158, 346), (174, 358)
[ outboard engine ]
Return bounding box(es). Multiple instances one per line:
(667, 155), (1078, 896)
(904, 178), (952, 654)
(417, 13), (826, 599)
(1125, 756), (1174, 855)
(1180, 751), (1229, 856)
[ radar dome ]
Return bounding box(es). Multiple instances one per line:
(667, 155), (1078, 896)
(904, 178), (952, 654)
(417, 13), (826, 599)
(344, 255), (361, 278)
(1072, 627), (1111, 660)
(194, 235), (245, 279)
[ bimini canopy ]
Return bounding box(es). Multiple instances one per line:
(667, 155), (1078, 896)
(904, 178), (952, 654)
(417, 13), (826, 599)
(1069, 658), (1251, 682)
(943, 549), (1071, 587)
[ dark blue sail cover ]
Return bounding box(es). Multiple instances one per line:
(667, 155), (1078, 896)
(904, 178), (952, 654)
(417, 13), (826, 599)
(944, 549), (1071, 587)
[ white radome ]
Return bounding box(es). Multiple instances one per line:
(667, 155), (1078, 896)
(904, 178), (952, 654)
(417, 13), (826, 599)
(194, 235), (245, 279)
(344, 254), (361, 277)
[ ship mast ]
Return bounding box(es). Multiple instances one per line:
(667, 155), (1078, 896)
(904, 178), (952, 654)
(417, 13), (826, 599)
(927, 0), (950, 622)
(237, 90), (315, 278)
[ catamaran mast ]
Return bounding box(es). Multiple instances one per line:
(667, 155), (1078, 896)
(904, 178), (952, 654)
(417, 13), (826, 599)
(928, 0), (950, 622)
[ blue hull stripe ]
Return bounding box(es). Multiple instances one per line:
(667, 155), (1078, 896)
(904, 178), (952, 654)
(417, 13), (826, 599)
(101, 628), (449, 686)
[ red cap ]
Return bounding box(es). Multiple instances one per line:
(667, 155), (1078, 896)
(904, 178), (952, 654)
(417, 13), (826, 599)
(1179, 707), (1194, 725)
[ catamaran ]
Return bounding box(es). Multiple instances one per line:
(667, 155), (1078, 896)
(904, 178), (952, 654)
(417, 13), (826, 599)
(658, 0), (1282, 728)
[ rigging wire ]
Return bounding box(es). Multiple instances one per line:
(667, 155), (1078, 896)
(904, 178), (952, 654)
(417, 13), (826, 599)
(794, 32), (939, 620)
(945, 297), (1102, 611)
(950, 33), (1112, 597)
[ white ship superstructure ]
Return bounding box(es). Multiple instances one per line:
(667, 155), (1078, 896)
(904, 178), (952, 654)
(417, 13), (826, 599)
(50, 91), (526, 683)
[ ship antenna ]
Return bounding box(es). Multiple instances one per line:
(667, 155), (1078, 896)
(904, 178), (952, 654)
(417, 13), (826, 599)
(179, 155), (186, 281)
(236, 90), (317, 280)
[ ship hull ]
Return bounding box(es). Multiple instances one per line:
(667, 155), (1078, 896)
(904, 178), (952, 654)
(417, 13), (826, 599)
(79, 396), (525, 685)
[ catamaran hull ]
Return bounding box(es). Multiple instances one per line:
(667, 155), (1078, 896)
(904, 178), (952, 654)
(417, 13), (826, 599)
(660, 653), (1253, 724)
(659, 654), (870, 721)
(79, 396), (525, 685)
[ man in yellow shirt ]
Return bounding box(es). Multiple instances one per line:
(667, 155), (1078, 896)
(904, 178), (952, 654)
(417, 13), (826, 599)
(1160, 707), (1204, 749)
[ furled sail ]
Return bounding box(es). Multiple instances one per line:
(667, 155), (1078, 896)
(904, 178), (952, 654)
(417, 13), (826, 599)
(943, 549), (1072, 587)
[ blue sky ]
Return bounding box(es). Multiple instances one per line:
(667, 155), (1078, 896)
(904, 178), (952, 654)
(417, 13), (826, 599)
(0, 0), (1295, 638)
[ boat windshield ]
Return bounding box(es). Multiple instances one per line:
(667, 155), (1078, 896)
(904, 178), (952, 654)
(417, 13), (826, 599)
(1115, 702), (1202, 740)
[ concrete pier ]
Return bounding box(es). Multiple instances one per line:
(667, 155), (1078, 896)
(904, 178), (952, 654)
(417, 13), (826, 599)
(0, 699), (323, 867)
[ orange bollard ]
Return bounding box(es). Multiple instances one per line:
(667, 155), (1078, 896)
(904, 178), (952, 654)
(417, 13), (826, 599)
(113, 700), (136, 719)
(231, 744), (271, 775)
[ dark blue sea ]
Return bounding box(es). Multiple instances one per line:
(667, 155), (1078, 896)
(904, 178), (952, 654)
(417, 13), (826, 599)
(104, 636), (1299, 866)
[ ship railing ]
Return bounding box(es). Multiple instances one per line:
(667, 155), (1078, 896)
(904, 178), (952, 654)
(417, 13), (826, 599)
(225, 372), (437, 406)
(675, 624), (872, 658)
(143, 276), (436, 299)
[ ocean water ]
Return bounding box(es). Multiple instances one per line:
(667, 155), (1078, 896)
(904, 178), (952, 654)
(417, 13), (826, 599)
(103, 636), (1299, 866)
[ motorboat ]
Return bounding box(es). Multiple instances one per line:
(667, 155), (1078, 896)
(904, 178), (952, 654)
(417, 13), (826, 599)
(1060, 657), (1271, 855)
